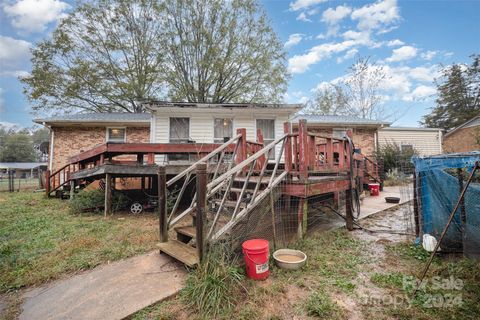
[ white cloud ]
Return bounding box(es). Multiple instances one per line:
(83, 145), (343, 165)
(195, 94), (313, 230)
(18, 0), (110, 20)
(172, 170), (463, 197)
(0, 36), (31, 70)
(387, 39), (404, 47)
(403, 85), (437, 101)
(321, 5), (352, 37)
(0, 121), (21, 129)
(296, 12), (311, 22)
(284, 34), (304, 48)
(288, 40), (358, 73)
(322, 5), (352, 24)
(0, 70), (30, 78)
(3, 0), (70, 33)
(386, 45), (418, 62)
(421, 50), (438, 61)
(351, 0), (400, 32)
(337, 48), (358, 63)
(290, 0), (327, 11)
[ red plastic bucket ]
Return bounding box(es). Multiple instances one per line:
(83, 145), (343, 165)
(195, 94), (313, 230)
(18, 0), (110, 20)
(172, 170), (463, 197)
(369, 183), (380, 196)
(242, 239), (270, 280)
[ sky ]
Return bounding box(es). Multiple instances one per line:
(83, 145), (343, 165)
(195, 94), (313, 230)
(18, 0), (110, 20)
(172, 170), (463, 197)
(0, 0), (479, 129)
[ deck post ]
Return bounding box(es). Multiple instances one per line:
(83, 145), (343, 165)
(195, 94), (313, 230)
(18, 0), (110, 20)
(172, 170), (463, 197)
(297, 198), (308, 238)
(45, 169), (51, 196)
(196, 162), (207, 263)
(69, 180), (75, 200)
(236, 128), (248, 171)
(298, 119), (309, 182)
(257, 129), (265, 170)
(345, 188), (353, 231)
(158, 166), (168, 243)
(104, 173), (112, 217)
(283, 122), (292, 173)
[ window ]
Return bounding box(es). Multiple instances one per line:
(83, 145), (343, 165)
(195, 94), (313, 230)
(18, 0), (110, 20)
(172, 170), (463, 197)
(214, 118), (233, 143)
(169, 118), (190, 161)
(256, 119), (275, 158)
(332, 128), (348, 139)
(107, 128), (126, 143)
(169, 117), (190, 143)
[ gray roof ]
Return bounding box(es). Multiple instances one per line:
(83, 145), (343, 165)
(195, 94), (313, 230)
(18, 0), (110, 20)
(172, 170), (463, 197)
(380, 126), (441, 132)
(34, 113), (150, 124)
(292, 114), (390, 127)
(0, 162), (47, 170)
(144, 101), (302, 110)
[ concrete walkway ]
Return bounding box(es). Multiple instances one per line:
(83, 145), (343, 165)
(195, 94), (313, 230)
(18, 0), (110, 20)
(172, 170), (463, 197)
(20, 251), (186, 320)
(359, 185), (411, 219)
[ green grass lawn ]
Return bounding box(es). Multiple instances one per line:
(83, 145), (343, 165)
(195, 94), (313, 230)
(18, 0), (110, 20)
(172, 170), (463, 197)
(0, 191), (159, 292)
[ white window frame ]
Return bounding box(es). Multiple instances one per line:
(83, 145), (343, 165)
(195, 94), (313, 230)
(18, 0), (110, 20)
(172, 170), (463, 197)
(106, 127), (126, 143)
(213, 118), (234, 143)
(169, 117), (191, 143)
(256, 118), (276, 159)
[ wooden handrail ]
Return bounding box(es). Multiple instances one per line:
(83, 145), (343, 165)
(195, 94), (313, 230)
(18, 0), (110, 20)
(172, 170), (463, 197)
(166, 134), (241, 187)
(208, 134), (288, 189)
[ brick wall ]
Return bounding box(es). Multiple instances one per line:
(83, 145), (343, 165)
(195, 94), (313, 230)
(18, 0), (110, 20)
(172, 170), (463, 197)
(443, 126), (480, 153)
(50, 126), (150, 171)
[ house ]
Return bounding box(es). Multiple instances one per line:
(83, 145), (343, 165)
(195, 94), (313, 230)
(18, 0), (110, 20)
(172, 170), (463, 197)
(291, 115), (391, 156)
(144, 101), (302, 162)
(443, 115), (480, 153)
(378, 127), (443, 156)
(0, 162), (47, 178)
(34, 113), (151, 172)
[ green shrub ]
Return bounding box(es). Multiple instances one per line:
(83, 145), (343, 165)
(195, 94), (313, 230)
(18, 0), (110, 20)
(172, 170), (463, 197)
(69, 189), (129, 214)
(375, 142), (418, 174)
(181, 246), (245, 318)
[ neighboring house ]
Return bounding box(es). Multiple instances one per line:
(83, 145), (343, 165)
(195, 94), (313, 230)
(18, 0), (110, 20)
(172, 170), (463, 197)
(291, 115), (391, 156)
(34, 113), (151, 171)
(378, 127), (443, 156)
(443, 115), (480, 153)
(144, 102), (302, 163)
(0, 162), (47, 178)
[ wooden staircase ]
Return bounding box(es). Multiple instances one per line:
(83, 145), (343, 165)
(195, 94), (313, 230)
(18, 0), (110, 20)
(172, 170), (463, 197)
(158, 132), (287, 267)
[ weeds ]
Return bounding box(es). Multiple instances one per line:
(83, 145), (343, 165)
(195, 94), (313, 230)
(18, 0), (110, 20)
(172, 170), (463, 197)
(304, 289), (343, 319)
(181, 246), (246, 319)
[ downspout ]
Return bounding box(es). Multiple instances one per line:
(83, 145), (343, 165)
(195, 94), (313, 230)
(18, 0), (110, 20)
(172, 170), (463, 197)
(48, 125), (54, 170)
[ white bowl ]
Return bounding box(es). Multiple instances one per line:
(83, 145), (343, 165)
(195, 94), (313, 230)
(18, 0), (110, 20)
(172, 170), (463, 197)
(273, 249), (307, 270)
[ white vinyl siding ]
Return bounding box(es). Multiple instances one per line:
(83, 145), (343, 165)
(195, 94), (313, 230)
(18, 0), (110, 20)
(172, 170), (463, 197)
(152, 108), (292, 163)
(378, 128), (442, 156)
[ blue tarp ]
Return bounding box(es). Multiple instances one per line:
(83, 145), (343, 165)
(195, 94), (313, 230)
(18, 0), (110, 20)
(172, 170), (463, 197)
(412, 152), (480, 258)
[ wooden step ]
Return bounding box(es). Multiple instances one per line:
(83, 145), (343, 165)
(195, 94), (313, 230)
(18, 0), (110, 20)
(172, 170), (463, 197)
(214, 200), (246, 209)
(229, 187), (255, 193)
(175, 225), (196, 237)
(157, 240), (199, 268)
(234, 176), (271, 184)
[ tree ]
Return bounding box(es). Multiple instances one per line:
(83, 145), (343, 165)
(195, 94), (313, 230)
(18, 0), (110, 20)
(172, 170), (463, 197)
(302, 84), (349, 115)
(0, 133), (36, 162)
(422, 54), (480, 130)
(304, 57), (386, 119)
(22, 0), (288, 114)
(162, 0), (287, 103)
